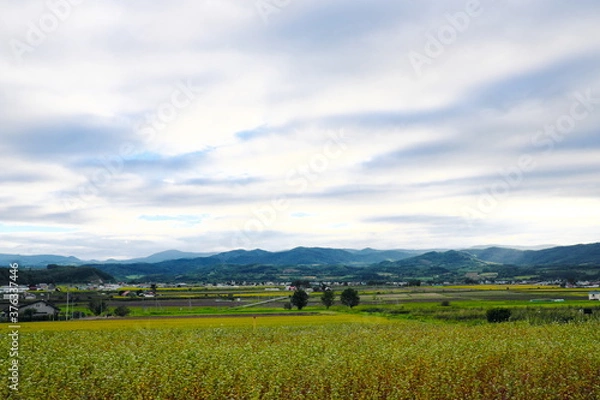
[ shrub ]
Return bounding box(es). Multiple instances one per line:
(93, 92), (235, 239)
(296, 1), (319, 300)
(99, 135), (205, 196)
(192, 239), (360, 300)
(88, 299), (108, 316)
(486, 308), (511, 323)
(113, 305), (131, 317)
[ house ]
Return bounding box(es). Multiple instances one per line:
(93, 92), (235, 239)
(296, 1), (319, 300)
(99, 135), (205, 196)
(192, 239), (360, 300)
(588, 291), (600, 300)
(2, 300), (60, 320)
(0, 285), (28, 295)
(1, 285), (30, 301)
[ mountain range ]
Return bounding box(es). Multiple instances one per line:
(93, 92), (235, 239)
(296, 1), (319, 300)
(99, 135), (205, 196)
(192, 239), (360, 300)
(0, 254), (85, 268)
(0, 247), (421, 268)
(2, 243), (600, 283)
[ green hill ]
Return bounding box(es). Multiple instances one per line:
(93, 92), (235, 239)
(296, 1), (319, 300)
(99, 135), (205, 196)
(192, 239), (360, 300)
(0, 265), (115, 285)
(468, 243), (600, 266)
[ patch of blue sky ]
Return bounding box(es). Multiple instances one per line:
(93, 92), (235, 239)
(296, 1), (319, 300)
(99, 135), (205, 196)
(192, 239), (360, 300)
(466, 53), (600, 110)
(123, 151), (163, 161)
(235, 125), (270, 140)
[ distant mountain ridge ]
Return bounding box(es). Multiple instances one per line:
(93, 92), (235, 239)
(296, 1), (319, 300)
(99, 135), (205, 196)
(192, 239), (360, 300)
(373, 250), (492, 278)
(206, 247), (421, 266)
(2, 243), (600, 282)
(0, 254), (84, 268)
(118, 250), (218, 264)
(381, 250), (491, 269)
(466, 243), (600, 266)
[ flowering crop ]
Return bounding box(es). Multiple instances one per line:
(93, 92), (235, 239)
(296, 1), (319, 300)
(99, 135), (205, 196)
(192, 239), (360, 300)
(2, 316), (600, 399)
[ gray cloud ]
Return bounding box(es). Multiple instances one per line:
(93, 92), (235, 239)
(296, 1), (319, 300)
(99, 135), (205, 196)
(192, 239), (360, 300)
(3, 117), (132, 161)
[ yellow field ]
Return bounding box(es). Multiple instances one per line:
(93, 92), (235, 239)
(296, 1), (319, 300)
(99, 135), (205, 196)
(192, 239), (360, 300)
(441, 284), (562, 290)
(2, 314), (600, 399)
(12, 313), (382, 332)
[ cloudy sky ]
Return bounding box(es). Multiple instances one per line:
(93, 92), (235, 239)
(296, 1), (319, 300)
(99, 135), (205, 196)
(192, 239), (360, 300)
(1, 0), (600, 259)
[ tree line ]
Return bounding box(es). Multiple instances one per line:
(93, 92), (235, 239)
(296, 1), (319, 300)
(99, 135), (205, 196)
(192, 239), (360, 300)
(289, 288), (360, 310)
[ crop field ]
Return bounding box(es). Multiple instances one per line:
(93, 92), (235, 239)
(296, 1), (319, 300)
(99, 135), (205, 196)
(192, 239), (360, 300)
(3, 314), (600, 399)
(45, 285), (595, 317)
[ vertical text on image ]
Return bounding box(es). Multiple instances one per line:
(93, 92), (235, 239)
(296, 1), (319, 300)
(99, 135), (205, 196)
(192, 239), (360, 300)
(7, 263), (20, 392)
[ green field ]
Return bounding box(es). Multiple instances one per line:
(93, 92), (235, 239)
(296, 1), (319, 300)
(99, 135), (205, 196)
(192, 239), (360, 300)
(3, 286), (600, 399)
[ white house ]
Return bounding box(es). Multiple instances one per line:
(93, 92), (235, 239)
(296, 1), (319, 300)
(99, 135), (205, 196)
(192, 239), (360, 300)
(5, 300), (61, 320)
(0, 285), (28, 295)
(588, 291), (600, 300)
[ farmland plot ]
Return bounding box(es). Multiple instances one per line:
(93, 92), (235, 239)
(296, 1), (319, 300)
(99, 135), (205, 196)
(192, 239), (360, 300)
(2, 317), (600, 399)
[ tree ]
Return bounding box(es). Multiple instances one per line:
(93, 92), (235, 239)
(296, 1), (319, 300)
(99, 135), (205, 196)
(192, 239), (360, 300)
(321, 290), (335, 309)
(113, 305), (131, 317)
(486, 308), (511, 323)
(88, 299), (108, 316)
(290, 289), (309, 310)
(340, 288), (360, 308)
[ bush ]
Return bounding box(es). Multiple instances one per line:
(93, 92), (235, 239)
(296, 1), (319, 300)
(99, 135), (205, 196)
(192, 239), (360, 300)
(440, 300), (451, 307)
(88, 299), (108, 316)
(113, 305), (131, 317)
(486, 308), (511, 323)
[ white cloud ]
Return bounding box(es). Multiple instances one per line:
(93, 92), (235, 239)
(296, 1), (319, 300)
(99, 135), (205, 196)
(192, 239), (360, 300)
(1, 0), (599, 258)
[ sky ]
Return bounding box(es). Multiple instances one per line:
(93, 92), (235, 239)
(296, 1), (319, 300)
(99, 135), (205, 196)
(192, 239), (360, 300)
(1, 0), (600, 259)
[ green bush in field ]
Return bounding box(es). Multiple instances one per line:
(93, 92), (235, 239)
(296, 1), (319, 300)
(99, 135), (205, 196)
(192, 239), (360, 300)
(113, 305), (131, 317)
(486, 307), (512, 323)
(87, 299), (108, 316)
